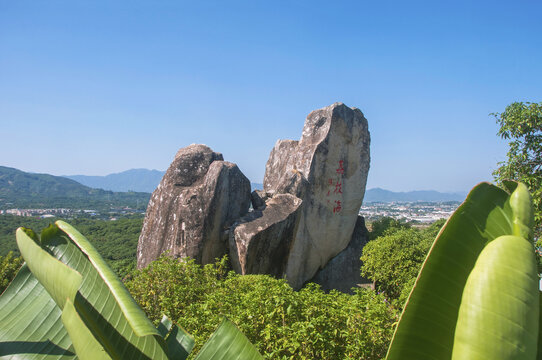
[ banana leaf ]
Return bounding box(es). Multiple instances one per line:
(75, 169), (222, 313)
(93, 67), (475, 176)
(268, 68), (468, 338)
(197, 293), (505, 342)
(194, 318), (263, 360)
(386, 182), (539, 359)
(0, 222), (191, 359)
(19, 221), (171, 359)
(158, 316), (194, 360)
(0, 264), (75, 359)
(1, 221), (262, 360)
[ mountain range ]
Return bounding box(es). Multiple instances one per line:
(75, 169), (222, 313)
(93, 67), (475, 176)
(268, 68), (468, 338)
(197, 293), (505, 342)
(66, 171), (268, 196)
(64, 170), (467, 202)
(0, 166), (150, 210)
(363, 188), (465, 203)
(0, 167), (466, 209)
(63, 169), (465, 202)
(64, 169), (165, 193)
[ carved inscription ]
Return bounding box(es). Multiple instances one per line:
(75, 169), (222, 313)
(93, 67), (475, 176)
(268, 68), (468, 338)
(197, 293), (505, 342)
(326, 160), (345, 214)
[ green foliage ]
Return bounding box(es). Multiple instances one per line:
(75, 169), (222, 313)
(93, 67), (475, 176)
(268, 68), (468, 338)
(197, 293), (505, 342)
(361, 228), (430, 303)
(361, 219), (445, 306)
(0, 215), (142, 278)
(0, 214), (58, 255)
(1, 222), (186, 359)
(387, 182), (539, 360)
(493, 102), (542, 238)
(126, 255), (399, 360)
(125, 255), (229, 324)
(367, 217), (410, 240)
(68, 217), (143, 278)
(0, 251), (23, 294)
(1, 221), (262, 359)
(422, 218), (446, 238)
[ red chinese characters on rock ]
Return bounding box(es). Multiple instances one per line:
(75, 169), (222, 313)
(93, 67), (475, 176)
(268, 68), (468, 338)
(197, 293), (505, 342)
(326, 160), (345, 214)
(333, 200), (342, 213)
(336, 160), (344, 175)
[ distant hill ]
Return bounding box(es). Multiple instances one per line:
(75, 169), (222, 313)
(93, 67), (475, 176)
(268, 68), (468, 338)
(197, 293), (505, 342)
(364, 188), (466, 203)
(64, 169), (165, 193)
(246, 184), (465, 202)
(0, 165), (464, 209)
(65, 168), (265, 194)
(0, 166), (150, 210)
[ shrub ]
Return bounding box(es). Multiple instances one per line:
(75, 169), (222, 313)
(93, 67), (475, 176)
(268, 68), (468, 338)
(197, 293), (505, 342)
(126, 255), (399, 360)
(361, 219), (445, 306)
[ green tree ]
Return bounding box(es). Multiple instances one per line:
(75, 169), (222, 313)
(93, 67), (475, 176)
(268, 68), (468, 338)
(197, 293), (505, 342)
(361, 220), (445, 307)
(492, 101), (542, 238)
(0, 215), (143, 279)
(0, 251), (23, 293)
(361, 228), (430, 302)
(367, 217), (410, 240)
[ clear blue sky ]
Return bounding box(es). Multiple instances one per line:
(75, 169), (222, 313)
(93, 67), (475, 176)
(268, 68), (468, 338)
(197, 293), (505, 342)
(1, 1), (541, 192)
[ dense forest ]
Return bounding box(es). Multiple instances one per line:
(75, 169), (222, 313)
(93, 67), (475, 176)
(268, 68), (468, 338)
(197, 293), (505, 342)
(0, 215), (142, 278)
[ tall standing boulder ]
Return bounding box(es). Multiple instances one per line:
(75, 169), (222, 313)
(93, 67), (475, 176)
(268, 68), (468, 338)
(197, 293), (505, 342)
(137, 144), (251, 269)
(264, 103), (370, 289)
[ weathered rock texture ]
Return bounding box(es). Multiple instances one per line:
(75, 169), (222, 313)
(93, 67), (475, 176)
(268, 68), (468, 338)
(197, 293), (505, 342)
(137, 144), (251, 269)
(250, 190), (267, 210)
(311, 215), (371, 293)
(229, 194), (302, 277)
(264, 102), (370, 289)
(137, 103), (370, 294)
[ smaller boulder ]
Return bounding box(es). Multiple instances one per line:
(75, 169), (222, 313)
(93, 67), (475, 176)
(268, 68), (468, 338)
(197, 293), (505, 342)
(229, 194), (302, 277)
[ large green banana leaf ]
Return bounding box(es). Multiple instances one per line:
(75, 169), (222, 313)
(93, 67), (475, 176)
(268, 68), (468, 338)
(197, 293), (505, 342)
(0, 220), (262, 360)
(386, 182), (539, 359)
(194, 319), (262, 360)
(17, 221), (173, 360)
(0, 263), (75, 359)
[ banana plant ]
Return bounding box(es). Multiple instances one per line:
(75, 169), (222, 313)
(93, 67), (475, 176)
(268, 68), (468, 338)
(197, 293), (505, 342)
(387, 182), (541, 360)
(0, 221), (262, 360)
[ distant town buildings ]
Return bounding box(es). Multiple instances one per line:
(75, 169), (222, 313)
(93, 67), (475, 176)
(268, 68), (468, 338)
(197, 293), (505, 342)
(0, 207), (145, 219)
(360, 201), (460, 223)
(1, 208), (72, 217)
(1, 202), (460, 223)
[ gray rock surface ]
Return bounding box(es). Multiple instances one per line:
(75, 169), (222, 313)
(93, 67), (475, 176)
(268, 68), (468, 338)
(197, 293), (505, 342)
(274, 169), (308, 199)
(264, 103), (371, 289)
(264, 140), (300, 195)
(229, 194), (302, 277)
(311, 216), (371, 293)
(137, 144), (251, 268)
(250, 190), (267, 210)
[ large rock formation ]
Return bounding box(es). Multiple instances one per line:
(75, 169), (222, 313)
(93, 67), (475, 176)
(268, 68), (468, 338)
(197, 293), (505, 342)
(311, 215), (372, 293)
(137, 144), (251, 269)
(138, 103), (370, 293)
(229, 194), (302, 277)
(230, 103), (370, 289)
(265, 103), (370, 288)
